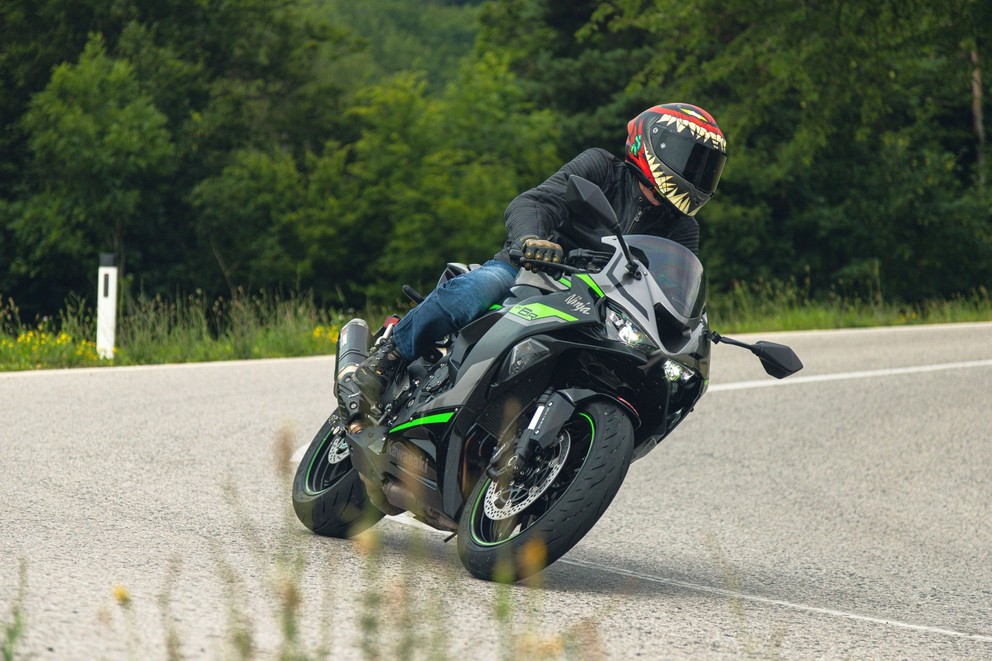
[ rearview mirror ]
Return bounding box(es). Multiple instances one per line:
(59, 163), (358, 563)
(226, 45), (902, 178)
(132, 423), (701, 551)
(565, 176), (619, 229)
(752, 341), (804, 379)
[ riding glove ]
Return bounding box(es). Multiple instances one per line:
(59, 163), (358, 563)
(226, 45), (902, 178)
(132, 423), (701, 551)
(519, 237), (564, 273)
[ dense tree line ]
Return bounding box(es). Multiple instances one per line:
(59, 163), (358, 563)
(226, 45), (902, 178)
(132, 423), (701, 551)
(1, 0), (989, 318)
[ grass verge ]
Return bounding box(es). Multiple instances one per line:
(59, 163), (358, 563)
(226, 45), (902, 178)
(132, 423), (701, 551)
(2, 285), (991, 371)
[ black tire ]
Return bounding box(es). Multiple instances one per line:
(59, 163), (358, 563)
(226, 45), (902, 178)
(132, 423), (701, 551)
(457, 400), (634, 582)
(292, 415), (384, 538)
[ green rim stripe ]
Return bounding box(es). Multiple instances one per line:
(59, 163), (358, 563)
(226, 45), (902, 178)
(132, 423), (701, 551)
(389, 412), (454, 433)
(470, 411), (596, 547)
(304, 427), (335, 495)
(576, 273), (604, 298)
(489, 304), (502, 310)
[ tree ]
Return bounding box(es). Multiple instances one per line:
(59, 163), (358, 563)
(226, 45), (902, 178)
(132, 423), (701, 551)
(0, 0), (355, 313)
(13, 35), (174, 310)
(342, 54), (560, 304)
(598, 0), (992, 300)
(477, 0), (655, 157)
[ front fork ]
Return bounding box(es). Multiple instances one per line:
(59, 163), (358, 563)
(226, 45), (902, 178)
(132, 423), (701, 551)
(486, 387), (639, 481)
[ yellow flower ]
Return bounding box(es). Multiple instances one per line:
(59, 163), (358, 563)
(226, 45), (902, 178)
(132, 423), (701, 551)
(112, 584), (131, 607)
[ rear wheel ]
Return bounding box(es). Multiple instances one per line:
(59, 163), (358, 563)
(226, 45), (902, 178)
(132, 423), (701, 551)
(292, 415), (383, 538)
(457, 400), (634, 581)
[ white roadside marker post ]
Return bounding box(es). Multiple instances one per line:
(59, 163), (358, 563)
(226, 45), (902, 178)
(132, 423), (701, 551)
(96, 253), (118, 360)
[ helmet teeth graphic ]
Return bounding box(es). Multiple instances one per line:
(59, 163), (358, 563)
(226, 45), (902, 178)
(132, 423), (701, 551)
(669, 192), (691, 214)
(653, 114), (726, 151)
(647, 152), (691, 212)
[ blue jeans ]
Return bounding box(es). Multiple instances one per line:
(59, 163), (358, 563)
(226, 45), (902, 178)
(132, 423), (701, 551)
(391, 259), (518, 361)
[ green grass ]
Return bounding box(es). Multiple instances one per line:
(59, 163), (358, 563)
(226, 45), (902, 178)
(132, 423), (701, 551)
(1, 285), (991, 372)
(0, 291), (361, 371)
(707, 281), (992, 334)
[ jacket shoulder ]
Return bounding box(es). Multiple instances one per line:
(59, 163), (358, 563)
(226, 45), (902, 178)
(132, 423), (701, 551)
(563, 148), (622, 183)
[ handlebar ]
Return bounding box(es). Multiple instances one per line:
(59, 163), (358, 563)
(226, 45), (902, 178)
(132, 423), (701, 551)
(509, 248), (609, 276)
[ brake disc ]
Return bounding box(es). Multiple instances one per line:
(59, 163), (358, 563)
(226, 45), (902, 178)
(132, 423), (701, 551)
(483, 431), (571, 520)
(326, 428), (351, 464)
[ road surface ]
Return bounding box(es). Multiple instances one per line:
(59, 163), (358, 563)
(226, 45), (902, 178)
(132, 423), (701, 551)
(1, 322), (990, 658)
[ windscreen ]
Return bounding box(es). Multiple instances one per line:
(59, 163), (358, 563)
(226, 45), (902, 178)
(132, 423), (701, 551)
(626, 235), (706, 319)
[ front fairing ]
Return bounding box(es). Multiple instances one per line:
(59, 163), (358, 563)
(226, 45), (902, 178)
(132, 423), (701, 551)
(575, 235), (710, 380)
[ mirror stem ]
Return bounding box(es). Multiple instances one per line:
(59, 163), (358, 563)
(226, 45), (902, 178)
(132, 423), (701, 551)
(611, 224), (640, 279)
(706, 330), (752, 351)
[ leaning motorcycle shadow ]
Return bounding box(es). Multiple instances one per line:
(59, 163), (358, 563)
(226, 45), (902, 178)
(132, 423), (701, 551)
(366, 518), (738, 600)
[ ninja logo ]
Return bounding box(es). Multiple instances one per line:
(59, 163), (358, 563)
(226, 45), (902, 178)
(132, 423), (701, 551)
(565, 294), (591, 315)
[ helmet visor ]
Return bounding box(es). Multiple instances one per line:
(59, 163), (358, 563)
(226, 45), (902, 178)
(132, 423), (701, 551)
(651, 129), (727, 194)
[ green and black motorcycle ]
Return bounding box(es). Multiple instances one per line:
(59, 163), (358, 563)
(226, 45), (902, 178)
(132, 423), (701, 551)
(292, 176), (802, 581)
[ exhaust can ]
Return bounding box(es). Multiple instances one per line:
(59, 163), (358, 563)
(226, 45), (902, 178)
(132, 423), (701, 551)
(335, 318), (371, 387)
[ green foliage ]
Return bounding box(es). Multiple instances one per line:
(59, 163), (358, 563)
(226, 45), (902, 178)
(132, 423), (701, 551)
(15, 34), (174, 287)
(0, 0), (353, 314)
(191, 149), (308, 292)
(575, 0), (992, 300)
(349, 54), (559, 303)
(0, 0), (989, 322)
(316, 0), (480, 91)
(477, 0), (655, 157)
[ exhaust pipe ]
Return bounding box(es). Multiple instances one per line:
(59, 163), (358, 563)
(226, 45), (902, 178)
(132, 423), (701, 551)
(335, 319), (371, 387)
(382, 480), (459, 532)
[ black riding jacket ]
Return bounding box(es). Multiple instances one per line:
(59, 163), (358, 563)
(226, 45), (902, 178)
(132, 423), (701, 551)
(495, 148), (700, 264)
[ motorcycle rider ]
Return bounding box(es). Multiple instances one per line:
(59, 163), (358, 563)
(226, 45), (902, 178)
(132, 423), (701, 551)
(354, 103), (728, 409)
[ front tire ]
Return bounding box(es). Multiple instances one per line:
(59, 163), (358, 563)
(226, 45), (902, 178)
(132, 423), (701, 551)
(457, 400), (634, 581)
(292, 415), (383, 538)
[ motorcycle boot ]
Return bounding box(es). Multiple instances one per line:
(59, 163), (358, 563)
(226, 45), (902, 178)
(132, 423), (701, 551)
(353, 339), (407, 415)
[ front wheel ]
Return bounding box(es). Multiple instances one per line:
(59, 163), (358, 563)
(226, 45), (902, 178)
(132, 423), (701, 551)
(457, 400), (634, 581)
(292, 415), (383, 538)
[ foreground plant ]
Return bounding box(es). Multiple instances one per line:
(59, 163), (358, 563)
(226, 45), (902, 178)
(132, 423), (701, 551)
(1, 560), (27, 661)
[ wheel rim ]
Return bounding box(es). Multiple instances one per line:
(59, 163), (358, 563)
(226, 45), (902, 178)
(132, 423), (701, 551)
(469, 413), (595, 546)
(304, 421), (353, 495)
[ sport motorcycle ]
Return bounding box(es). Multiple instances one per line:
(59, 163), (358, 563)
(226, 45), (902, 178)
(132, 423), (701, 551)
(292, 176), (803, 581)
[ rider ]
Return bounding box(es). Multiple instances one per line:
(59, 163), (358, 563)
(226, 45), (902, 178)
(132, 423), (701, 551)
(354, 103), (728, 408)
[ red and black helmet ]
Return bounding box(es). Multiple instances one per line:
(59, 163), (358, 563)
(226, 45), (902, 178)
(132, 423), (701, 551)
(625, 103), (727, 217)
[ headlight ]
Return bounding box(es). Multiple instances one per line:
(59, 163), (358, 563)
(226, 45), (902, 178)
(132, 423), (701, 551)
(663, 359), (697, 383)
(605, 304), (658, 353)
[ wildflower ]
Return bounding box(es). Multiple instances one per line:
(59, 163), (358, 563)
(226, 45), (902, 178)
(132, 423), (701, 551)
(112, 584), (131, 607)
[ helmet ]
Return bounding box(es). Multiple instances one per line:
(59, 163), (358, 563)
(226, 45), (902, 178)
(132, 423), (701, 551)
(625, 103), (727, 217)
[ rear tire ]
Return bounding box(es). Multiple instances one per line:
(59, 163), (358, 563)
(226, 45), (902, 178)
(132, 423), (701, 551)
(292, 415), (383, 538)
(457, 400), (634, 582)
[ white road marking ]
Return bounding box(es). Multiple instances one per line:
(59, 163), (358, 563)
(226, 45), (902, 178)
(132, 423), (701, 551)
(725, 320), (992, 340)
(0, 354), (335, 379)
(709, 359), (992, 392)
(560, 558), (992, 643)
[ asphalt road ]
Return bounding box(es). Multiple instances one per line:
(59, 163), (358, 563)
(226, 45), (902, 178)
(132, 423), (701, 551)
(1, 322), (991, 659)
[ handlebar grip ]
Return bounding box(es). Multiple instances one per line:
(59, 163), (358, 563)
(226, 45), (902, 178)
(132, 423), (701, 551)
(511, 247), (584, 274)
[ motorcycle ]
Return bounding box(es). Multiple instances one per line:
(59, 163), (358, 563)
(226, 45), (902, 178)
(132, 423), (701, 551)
(292, 176), (803, 581)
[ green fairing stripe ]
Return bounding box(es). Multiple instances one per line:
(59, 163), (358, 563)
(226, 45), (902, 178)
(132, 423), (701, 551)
(558, 277), (571, 286)
(389, 412), (454, 433)
(489, 304), (502, 310)
(508, 302), (578, 322)
(576, 273), (604, 298)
